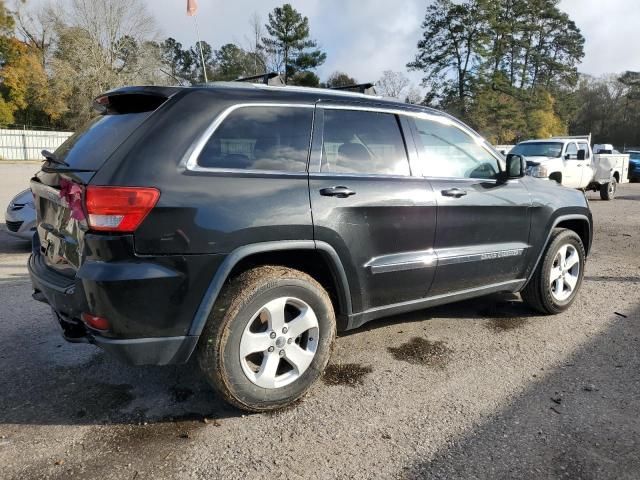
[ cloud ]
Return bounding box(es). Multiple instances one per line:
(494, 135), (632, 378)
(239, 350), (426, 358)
(148, 0), (426, 85)
(559, 0), (640, 76)
(28, 0), (640, 81)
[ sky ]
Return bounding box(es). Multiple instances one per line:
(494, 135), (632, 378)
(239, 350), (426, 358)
(146, 0), (640, 86)
(37, 0), (640, 86)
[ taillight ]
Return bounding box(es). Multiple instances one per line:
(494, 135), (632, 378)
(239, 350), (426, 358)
(85, 186), (160, 233)
(81, 312), (110, 331)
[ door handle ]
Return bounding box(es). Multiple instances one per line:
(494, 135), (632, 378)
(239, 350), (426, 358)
(320, 186), (356, 198)
(441, 188), (467, 198)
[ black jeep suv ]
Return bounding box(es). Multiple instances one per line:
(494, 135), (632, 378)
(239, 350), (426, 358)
(28, 83), (592, 411)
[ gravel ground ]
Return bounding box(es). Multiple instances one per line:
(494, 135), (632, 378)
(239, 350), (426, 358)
(0, 163), (638, 479)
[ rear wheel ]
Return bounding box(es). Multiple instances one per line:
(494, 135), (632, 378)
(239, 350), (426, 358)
(197, 266), (336, 412)
(521, 229), (585, 314)
(600, 177), (617, 200)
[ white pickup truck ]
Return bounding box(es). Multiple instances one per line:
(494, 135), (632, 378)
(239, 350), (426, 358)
(512, 135), (630, 200)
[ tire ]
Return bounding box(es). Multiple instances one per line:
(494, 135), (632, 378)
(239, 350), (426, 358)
(600, 177), (617, 200)
(521, 228), (586, 315)
(197, 265), (336, 412)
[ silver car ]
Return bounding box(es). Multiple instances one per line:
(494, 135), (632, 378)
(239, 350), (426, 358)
(5, 189), (36, 240)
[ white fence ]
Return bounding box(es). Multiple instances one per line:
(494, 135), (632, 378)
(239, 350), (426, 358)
(0, 127), (73, 161)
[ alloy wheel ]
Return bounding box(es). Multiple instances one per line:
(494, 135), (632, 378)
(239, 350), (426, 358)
(549, 244), (580, 302)
(239, 297), (319, 389)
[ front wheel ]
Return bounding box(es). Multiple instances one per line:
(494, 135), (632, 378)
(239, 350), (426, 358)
(197, 266), (336, 412)
(600, 177), (617, 200)
(521, 229), (586, 314)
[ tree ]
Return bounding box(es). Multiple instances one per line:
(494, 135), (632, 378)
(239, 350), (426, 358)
(325, 71), (357, 88)
(188, 40), (215, 83)
(408, 0), (487, 114)
(404, 86), (423, 105)
(244, 13), (268, 75)
(212, 43), (253, 81)
(376, 70), (410, 99)
(45, 0), (171, 128)
(289, 70), (319, 87)
(262, 4), (326, 84)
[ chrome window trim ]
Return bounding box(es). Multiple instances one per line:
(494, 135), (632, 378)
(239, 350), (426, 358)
(182, 103), (315, 174)
(182, 101), (503, 179)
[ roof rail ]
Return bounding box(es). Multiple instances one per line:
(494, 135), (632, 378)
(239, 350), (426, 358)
(329, 83), (377, 95)
(233, 72), (285, 86)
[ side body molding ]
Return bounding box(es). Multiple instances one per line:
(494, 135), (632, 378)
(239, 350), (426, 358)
(187, 240), (353, 337)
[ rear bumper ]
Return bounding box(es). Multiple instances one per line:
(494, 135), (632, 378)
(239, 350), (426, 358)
(29, 254), (200, 365)
(28, 237), (223, 365)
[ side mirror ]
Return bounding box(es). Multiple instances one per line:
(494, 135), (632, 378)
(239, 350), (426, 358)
(577, 149), (586, 161)
(504, 154), (525, 179)
(565, 154), (571, 160)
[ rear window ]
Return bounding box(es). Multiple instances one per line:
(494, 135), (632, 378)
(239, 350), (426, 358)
(54, 112), (152, 170)
(197, 106), (313, 172)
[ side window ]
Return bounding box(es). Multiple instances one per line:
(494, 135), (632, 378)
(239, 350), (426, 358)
(578, 142), (590, 159)
(321, 109), (410, 176)
(197, 106), (313, 172)
(413, 117), (500, 179)
(566, 143), (578, 159)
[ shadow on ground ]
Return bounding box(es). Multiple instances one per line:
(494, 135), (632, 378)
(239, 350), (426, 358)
(0, 291), (538, 428)
(404, 302), (640, 479)
(0, 229), (31, 254)
(340, 292), (536, 337)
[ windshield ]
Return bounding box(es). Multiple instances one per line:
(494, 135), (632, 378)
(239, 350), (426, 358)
(511, 142), (563, 158)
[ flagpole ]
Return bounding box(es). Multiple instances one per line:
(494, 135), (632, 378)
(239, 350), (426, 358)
(193, 16), (208, 83)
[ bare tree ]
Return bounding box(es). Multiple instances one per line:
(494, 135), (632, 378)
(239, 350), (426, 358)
(376, 70), (411, 99)
(45, 0), (169, 128)
(13, 0), (56, 68)
(243, 12), (268, 75)
(405, 86), (423, 105)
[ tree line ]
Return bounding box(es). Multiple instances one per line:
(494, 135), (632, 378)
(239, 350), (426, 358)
(0, 0), (637, 147)
(0, 0), (421, 131)
(408, 0), (639, 146)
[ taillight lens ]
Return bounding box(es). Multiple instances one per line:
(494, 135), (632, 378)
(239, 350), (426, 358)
(85, 186), (160, 232)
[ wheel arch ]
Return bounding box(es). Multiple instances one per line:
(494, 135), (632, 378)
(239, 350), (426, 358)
(525, 214), (592, 285)
(549, 171), (562, 183)
(188, 241), (352, 337)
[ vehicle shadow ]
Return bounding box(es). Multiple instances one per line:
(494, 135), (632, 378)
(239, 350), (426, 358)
(339, 292), (537, 337)
(0, 342), (240, 426)
(403, 301), (640, 479)
(0, 229), (32, 254)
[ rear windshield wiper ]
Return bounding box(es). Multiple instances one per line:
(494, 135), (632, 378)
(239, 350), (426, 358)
(41, 149), (69, 167)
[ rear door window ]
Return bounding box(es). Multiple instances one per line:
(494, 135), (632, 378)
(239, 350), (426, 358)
(320, 109), (410, 176)
(55, 112), (153, 170)
(197, 106), (313, 172)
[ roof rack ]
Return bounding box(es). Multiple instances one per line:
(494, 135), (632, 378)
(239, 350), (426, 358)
(233, 72), (285, 86)
(550, 134), (592, 143)
(329, 83), (377, 95)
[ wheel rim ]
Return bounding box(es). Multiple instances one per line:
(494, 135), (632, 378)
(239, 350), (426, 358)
(609, 181), (616, 195)
(239, 297), (319, 389)
(549, 244), (580, 302)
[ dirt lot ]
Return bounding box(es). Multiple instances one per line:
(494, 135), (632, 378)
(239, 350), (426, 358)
(0, 163), (638, 479)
